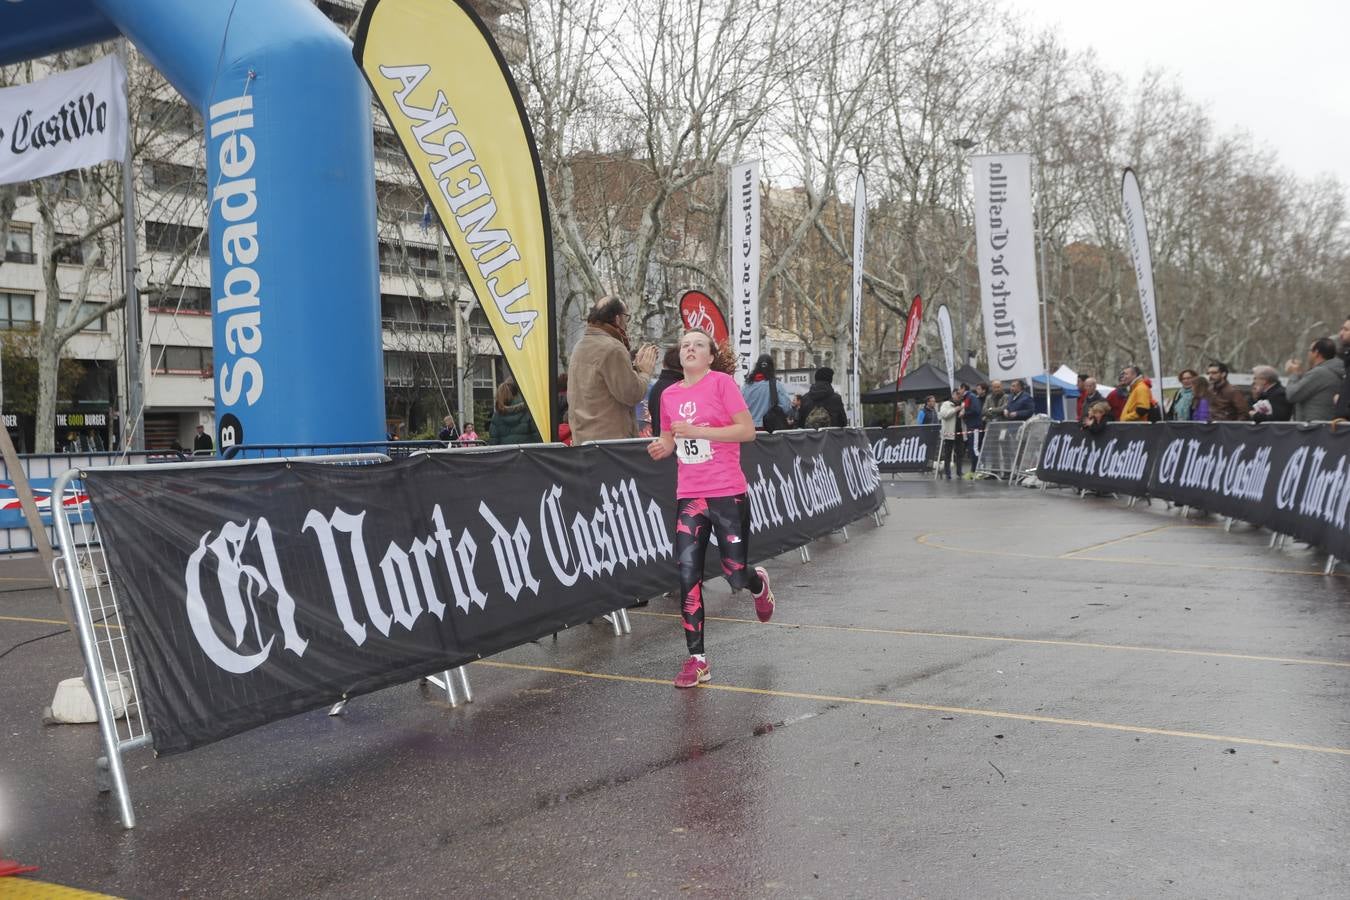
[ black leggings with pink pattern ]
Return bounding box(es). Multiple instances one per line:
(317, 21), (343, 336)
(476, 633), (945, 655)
(675, 493), (764, 655)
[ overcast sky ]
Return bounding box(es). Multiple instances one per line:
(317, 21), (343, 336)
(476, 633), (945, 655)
(1018, 0), (1350, 190)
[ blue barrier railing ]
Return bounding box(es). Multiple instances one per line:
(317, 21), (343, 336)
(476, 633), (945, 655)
(220, 440), (484, 460)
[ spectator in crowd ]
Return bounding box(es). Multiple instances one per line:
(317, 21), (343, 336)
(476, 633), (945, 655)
(437, 414), (460, 442)
(1205, 361), (1250, 421)
(788, 394), (802, 427)
(566, 296), (660, 443)
(966, 382), (986, 467)
(1081, 377), (1103, 418)
(1003, 379), (1035, 421)
(460, 421), (478, 443)
(1189, 373), (1213, 421)
(938, 387), (967, 480)
(1167, 369), (1197, 421)
(797, 367), (848, 428)
(1075, 373), (1091, 419)
(1119, 365), (1157, 422)
(917, 395), (938, 424)
(981, 380), (1008, 425)
(1106, 370), (1129, 420)
(557, 372), (569, 424)
(1249, 365), (1292, 423)
(1333, 317), (1350, 421)
(647, 346), (684, 437)
(741, 353), (792, 431)
(193, 424), (214, 454)
(488, 382), (541, 445)
(1081, 399), (1111, 435)
(1284, 337), (1344, 422)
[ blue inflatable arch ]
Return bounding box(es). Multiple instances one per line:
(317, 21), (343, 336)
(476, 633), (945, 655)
(0, 0), (384, 448)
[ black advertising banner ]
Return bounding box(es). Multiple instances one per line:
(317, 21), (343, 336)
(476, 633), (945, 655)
(1037, 421), (1160, 496)
(1037, 421), (1350, 561)
(1147, 422), (1350, 556)
(85, 430), (883, 755)
(864, 426), (939, 473)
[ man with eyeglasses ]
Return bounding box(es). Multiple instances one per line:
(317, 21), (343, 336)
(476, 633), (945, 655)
(566, 296), (660, 443)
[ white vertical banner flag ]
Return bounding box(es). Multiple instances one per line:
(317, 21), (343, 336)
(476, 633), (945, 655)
(937, 304), (956, 393)
(972, 153), (1044, 383)
(728, 160), (761, 383)
(0, 55), (128, 186)
(1121, 168), (1164, 408)
(850, 173), (867, 425)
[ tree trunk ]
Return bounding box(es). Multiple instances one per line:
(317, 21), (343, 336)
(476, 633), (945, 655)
(35, 332), (60, 454)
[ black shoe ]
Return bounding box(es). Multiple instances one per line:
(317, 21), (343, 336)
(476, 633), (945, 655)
(628, 599), (649, 609)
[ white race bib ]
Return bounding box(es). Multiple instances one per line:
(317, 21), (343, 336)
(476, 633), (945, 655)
(676, 437), (713, 465)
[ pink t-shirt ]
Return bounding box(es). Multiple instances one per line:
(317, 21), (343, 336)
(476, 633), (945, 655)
(659, 370), (750, 498)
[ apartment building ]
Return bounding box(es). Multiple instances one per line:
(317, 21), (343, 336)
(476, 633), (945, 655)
(0, 0), (517, 452)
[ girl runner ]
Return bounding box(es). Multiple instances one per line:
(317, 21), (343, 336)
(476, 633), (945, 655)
(647, 329), (775, 688)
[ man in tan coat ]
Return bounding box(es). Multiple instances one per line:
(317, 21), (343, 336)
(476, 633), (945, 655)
(567, 297), (659, 443)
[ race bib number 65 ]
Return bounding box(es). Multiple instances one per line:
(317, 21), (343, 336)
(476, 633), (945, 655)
(677, 437), (713, 465)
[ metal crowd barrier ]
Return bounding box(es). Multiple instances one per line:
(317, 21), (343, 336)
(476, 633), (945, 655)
(50, 451), (475, 830)
(0, 450), (209, 555)
(1008, 416), (1054, 488)
(974, 420), (1025, 480)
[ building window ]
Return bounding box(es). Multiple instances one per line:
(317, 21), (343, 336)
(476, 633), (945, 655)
(374, 129), (407, 164)
(145, 220), (208, 256)
(144, 161), (207, 194)
(3, 226), (34, 264)
(53, 233), (90, 266)
(59, 300), (107, 332)
(149, 344), (212, 375)
(0, 292), (36, 329)
(149, 285), (211, 315)
(315, 0), (360, 28)
(144, 98), (198, 133)
(379, 241), (445, 279)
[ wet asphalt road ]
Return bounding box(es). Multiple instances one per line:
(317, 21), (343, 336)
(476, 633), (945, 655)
(2, 479), (1349, 898)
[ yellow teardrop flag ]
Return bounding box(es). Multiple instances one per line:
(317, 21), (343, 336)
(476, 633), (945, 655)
(354, 0), (556, 440)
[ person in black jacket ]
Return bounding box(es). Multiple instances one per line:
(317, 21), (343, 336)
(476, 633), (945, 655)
(797, 366), (847, 428)
(1334, 317), (1350, 421)
(647, 346), (683, 437)
(1249, 365), (1292, 423)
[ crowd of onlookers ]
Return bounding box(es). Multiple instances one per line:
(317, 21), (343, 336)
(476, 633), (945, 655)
(1075, 317), (1350, 433)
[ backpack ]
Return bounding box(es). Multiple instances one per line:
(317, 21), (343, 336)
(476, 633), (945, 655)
(762, 380), (790, 433)
(804, 404), (833, 429)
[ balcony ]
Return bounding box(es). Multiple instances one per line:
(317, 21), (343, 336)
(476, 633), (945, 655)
(3, 250), (36, 265)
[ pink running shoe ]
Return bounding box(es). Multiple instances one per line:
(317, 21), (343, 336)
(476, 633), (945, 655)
(752, 566), (775, 622)
(674, 656), (710, 688)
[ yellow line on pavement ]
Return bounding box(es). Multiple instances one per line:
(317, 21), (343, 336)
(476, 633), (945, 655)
(0, 614), (114, 630)
(627, 610), (1350, 669)
(473, 659), (1350, 758)
(2, 878), (122, 898)
(1059, 523), (1180, 557)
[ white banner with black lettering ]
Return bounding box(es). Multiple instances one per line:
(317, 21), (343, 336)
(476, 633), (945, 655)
(1121, 168), (1164, 408)
(728, 160), (761, 383)
(937, 305), (955, 393)
(850, 173), (866, 425)
(0, 55), (127, 186)
(972, 153), (1043, 382)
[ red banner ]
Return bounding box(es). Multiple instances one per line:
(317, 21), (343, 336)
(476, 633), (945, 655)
(896, 294), (923, 389)
(893, 295), (923, 424)
(678, 290), (730, 347)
